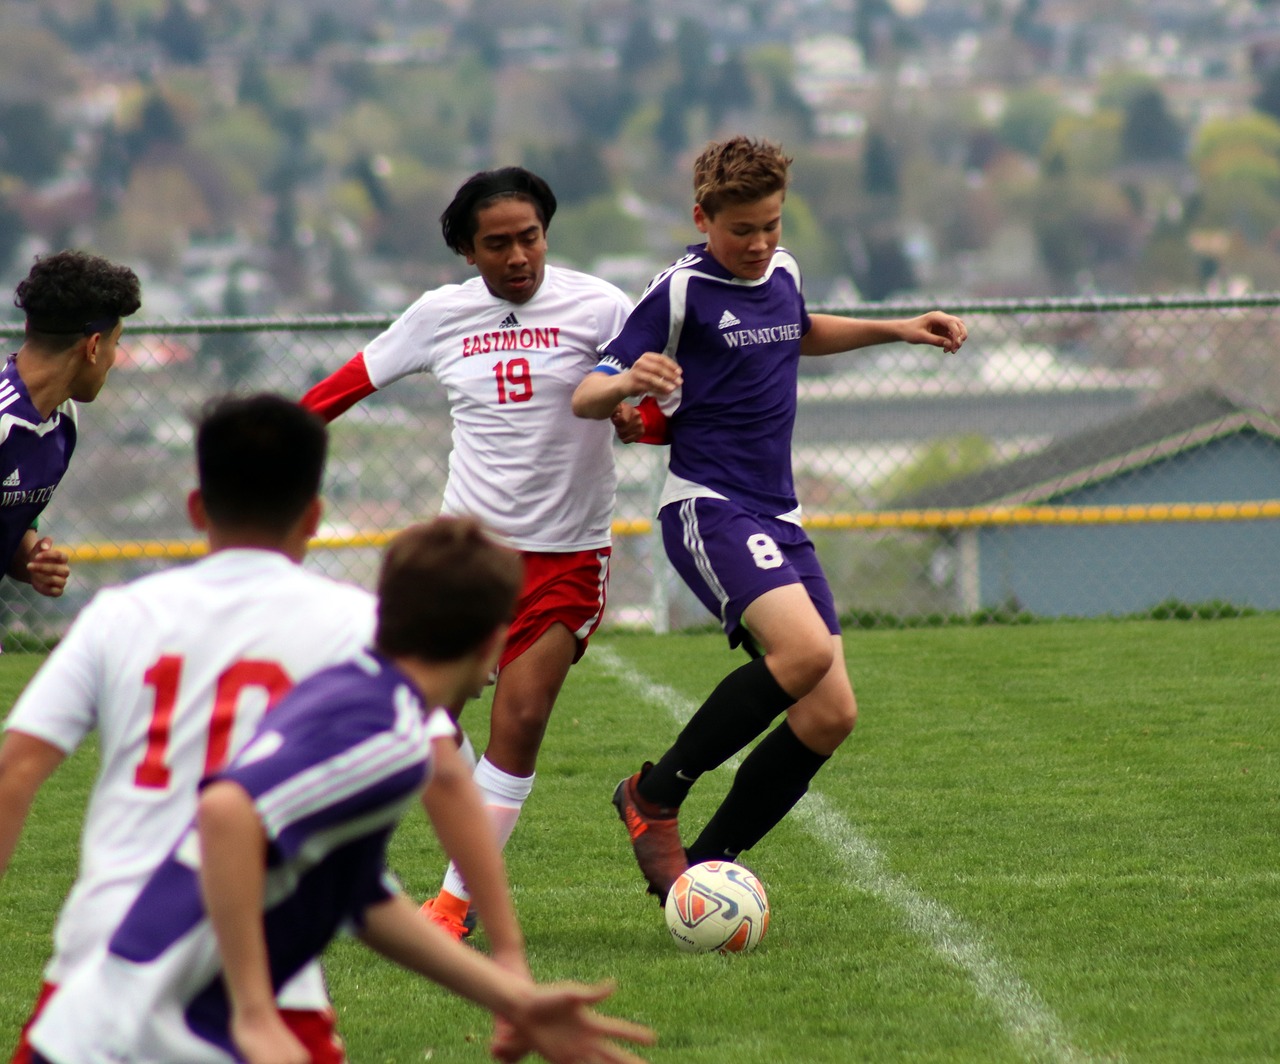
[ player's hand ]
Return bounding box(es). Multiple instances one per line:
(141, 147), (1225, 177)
(610, 403), (645, 445)
(901, 311), (967, 354)
(505, 980), (656, 1064)
(489, 949), (536, 1062)
(26, 538), (69, 598)
(627, 352), (681, 399)
(230, 1008), (310, 1064)
(491, 1015), (531, 1063)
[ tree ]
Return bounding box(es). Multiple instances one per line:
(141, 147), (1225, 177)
(0, 193), (23, 278)
(1120, 87), (1184, 163)
(127, 91), (186, 161)
(202, 269), (263, 385)
(0, 103), (69, 183)
(524, 137), (611, 208)
(862, 129), (900, 197)
(998, 89), (1063, 157)
(544, 197), (646, 270)
(708, 51), (755, 129)
(1031, 173), (1139, 288)
(674, 17), (712, 97)
(1192, 114), (1280, 242)
(655, 84), (689, 159)
(153, 0), (208, 64)
(619, 8), (662, 76)
(1254, 63), (1280, 123)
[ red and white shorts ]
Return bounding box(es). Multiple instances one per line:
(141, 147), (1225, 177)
(12, 982), (347, 1064)
(499, 547), (611, 670)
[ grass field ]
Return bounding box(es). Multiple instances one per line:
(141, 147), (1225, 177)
(1, 618), (1277, 1063)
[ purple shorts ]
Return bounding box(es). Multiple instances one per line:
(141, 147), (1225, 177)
(660, 497), (841, 649)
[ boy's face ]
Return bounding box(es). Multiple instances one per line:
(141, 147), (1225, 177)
(69, 319), (123, 403)
(693, 191), (784, 280)
(464, 199), (548, 305)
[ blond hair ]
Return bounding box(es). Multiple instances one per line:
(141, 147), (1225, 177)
(693, 136), (792, 217)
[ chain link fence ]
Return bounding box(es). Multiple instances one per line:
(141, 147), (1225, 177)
(4, 293), (1280, 643)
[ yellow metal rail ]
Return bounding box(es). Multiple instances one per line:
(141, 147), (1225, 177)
(62, 501), (1280, 564)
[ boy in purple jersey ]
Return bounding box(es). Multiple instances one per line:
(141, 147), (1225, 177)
(28, 517), (655, 1064)
(573, 136), (968, 903)
(1, 250), (140, 597)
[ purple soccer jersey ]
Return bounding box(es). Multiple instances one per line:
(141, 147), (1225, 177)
(0, 356), (77, 575)
(30, 651), (448, 1064)
(597, 244), (811, 518)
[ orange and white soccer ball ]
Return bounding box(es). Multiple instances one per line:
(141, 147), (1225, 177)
(664, 860), (770, 954)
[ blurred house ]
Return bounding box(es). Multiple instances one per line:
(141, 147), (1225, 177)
(902, 389), (1280, 616)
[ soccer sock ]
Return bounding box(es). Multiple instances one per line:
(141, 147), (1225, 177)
(440, 757), (534, 903)
(686, 720), (829, 864)
(639, 657), (796, 809)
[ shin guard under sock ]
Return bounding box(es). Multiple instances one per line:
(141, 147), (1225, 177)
(686, 720), (830, 864)
(639, 656), (795, 809)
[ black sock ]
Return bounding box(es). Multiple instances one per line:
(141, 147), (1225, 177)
(686, 720), (830, 864)
(638, 657), (795, 808)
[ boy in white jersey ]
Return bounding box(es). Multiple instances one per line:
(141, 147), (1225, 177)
(0, 395), (528, 1062)
(27, 517), (654, 1064)
(573, 137), (968, 903)
(302, 167), (639, 939)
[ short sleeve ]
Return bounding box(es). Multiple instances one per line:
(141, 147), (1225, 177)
(4, 592), (110, 753)
(598, 282), (671, 371)
(362, 288), (457, 389)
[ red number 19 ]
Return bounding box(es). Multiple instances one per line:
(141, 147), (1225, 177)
(492, 357), (533, 404)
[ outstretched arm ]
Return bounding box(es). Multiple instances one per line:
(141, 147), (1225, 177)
(299, 352), (378, 423)
(0, 731), (66, 883)
(421, 735), (526, 974)
(359, 893), (656, 1064)
(800, 310), (967, 357)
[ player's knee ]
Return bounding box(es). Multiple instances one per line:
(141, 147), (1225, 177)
(774, 639), (835, 698)
(792, 693), (856, 754)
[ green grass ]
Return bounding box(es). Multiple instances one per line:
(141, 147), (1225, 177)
(2, 620), (1278, 1062)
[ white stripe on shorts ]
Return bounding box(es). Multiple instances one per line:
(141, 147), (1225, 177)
(678, 498), (731, 627)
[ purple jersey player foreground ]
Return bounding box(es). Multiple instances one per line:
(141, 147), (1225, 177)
(572, 136), (967, 904)
(28, 517), (655, 1064)
(2, 250), (140, 598)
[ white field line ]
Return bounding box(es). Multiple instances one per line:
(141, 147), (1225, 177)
(591, 644), (1114, 1064)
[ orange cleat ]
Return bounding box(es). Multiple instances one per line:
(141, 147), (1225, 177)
(611, 764), (688, 903)
(421, 890), (475, 941)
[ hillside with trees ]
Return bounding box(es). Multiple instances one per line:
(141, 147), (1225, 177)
(3, 0), (1280, 316)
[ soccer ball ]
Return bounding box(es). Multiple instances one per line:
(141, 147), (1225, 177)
(664, 860), (770, 954)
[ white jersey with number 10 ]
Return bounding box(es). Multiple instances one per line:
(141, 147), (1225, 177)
(3, 549), (376, 1003)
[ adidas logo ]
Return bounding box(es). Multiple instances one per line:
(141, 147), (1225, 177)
(718, 309), (741, 330)
(499, 312), (520, 328)
(2, 468), (18, 487)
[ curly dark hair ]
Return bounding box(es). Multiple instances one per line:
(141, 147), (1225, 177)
(15, 250), (141, 346)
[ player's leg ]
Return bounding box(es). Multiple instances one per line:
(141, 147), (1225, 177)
(636, 582), (831, 810)
(616, 501), (827, 900)
(429, 623), (576, 933)
(686, 633), (855, 864)
(427, 549), (607, 936)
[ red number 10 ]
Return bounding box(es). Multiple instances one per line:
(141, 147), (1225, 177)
(134, 655), (292, 789)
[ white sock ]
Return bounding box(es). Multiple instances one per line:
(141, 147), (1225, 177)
(455, 729), (478, 771)
(440, 756), (535, 902)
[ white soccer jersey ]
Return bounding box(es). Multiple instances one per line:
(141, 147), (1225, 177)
(362, 265), (633, 551)
(3, 549), (376, 1008)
